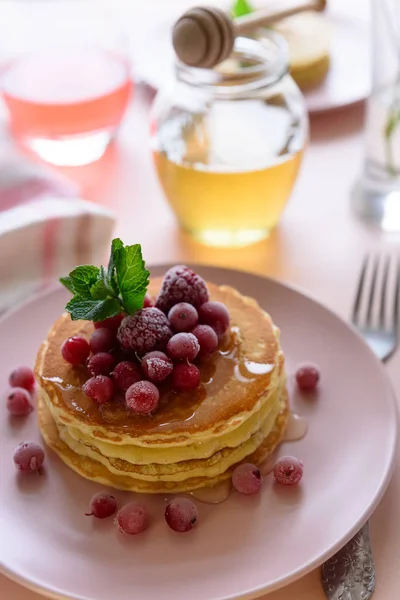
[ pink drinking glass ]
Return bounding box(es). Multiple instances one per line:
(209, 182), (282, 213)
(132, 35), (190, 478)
(0, 0), (133, 166)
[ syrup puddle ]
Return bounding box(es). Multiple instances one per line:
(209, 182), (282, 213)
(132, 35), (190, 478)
(283, 413), (308, 442)
(189, 479), (232, 504)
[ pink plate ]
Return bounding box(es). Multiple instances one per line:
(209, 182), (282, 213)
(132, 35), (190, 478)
(0, 266), (397, 600)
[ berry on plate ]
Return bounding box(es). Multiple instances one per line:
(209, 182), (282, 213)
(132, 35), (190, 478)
(13, 441), (45, 473)
(165, 497), (198, 532)
(8, 366), (35, 393)
(6, 388), (33, 417)
(86, 492), (117, 519)
(232, 463), (262, 495)
(116, 502), (149, 535)
(295, 365), (320, 392)
(273, 456), (304, 485)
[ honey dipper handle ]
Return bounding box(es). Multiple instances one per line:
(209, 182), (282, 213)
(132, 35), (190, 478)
(235, 0), (326, 34)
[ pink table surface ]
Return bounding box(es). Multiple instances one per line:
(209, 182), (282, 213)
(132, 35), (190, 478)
(1, 1), (399, 599)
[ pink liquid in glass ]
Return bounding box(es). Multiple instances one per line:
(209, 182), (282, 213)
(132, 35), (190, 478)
(1, 48), (133, 139)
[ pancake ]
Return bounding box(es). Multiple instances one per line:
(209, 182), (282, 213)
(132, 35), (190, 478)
(38, 390), (289, 493)
(36, 278), (289, 493)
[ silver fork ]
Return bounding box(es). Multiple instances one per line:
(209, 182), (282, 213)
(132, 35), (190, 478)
(321, 255), (399, 600)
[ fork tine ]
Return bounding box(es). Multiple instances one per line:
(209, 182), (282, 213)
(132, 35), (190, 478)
(393, 259), (400, 329)
(352, 255), (369, 323)
(379, 256), (390, 327)
(366, 256), (379, 326)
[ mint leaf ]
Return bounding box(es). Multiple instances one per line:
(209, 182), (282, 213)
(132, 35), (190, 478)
(231, 0), (253, 17)
(107, 238), (123, 295)
(59, 276), (75, 293)
(60, 238), (150, 322)
(69, 265), (100, 296)
(90, 266), (115, 300)
(66, 296), (121, 321)
(114, 243), (149, 313)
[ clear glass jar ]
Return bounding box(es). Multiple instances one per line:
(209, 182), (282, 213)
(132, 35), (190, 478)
(352, 0), (400, 231)
(150, 34), (308, 247)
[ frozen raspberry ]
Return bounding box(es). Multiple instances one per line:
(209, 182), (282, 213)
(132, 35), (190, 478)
(155, 266), (209, 313)
(117, 308), (172, 355)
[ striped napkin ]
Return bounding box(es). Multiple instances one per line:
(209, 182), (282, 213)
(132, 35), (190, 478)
(0, 151), (115, 312)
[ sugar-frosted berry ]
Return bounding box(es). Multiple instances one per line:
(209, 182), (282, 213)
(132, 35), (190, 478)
(168, 303), (198, 332)
(116, 502), (149, 535)
(165, 497), (198, 532)
(117, 308), (172, 355)
(9, 366), (35, 392)
(198, 301), (230, 336)
(13, 441), (45, 472)
(167, 333), (200, 362)
(126, 381), (160, 413)
(172, 363), (201, 391)
(90, 328), (116, 354)
(191, 324), (218, 357)
(88, 352), (116, 376)
(6, 388), (33, 416)
(232, 463), (262, 495)
(273, 456), (304, 485)
(86, 492), (117, 519)
(155, 265), (209, 313)
(112, 361), (142, 392)
(141, 351), (173, 383)
(83, 375), (114, 405)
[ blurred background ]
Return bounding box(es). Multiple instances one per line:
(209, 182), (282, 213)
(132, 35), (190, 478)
(0, 0), (389, 313)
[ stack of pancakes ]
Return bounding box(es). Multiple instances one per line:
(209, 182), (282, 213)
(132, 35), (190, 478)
(36, 279), (289, 493)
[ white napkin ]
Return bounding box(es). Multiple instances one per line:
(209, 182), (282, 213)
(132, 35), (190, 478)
(0, 152), (115, 311)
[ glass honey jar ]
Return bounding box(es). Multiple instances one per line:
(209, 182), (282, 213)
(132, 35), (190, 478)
(151, 34), (308, 247)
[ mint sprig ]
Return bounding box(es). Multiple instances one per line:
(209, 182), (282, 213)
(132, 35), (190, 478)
(231, 0), (253, 18)
(60, 239), (150, 322)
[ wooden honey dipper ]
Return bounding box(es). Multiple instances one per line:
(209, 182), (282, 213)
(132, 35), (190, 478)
(173, 0), (326, 68)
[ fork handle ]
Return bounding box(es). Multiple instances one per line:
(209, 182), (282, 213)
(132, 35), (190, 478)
(321, 521), (376, 600)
